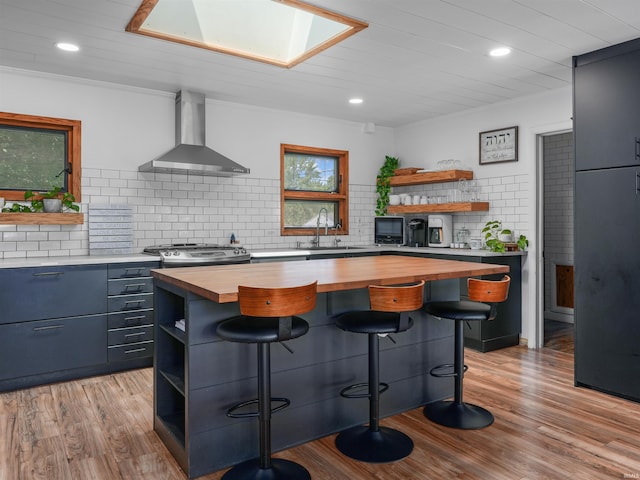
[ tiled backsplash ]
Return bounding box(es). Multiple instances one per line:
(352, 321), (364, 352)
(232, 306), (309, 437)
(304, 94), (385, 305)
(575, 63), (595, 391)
(0, 168), (528, 259)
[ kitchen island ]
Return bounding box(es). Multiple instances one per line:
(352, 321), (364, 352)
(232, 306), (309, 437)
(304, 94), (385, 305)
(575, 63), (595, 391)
(152, 255), (509, 478)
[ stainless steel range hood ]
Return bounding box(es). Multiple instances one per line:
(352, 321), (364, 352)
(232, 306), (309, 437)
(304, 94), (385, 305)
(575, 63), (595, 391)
(139, 90), (250, 176)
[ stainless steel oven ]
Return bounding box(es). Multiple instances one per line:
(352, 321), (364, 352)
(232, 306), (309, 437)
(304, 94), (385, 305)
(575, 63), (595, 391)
(143, 243), (251, 267)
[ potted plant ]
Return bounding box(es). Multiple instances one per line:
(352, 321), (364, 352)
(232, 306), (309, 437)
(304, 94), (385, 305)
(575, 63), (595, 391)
(482, 220), (529, 252)
(24, 187), (79, 213)
(375, 155), (399, 216)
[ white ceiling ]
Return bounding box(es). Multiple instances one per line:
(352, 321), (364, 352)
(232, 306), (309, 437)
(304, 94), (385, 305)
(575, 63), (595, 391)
(1, 0), (640, 127)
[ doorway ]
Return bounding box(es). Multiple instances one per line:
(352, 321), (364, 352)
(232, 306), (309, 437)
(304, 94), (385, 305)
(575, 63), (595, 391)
(539, 131), (575, 353)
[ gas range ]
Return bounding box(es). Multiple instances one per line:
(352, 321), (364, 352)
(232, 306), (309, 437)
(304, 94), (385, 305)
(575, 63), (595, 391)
(143, 243), (250, 267)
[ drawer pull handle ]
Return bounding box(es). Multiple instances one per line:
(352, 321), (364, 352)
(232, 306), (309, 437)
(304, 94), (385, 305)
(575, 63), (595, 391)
(124, 300), (146, 306)
(124, 283), (145, 290)
(32, 271), (64, 277)
(125, 332), (146, 338)
(125, 315), (147, 322)
(124, 348), (147, 354)
(123, 268), (144, 276)
(33, 324), (64, 331)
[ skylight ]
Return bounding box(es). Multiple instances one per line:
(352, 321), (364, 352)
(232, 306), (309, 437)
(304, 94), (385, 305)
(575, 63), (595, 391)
(126, 0), (368, 68)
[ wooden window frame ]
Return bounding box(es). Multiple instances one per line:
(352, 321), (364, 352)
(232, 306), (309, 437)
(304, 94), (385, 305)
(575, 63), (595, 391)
(280, 143), (349, 236)
(0, 111), (81, 201)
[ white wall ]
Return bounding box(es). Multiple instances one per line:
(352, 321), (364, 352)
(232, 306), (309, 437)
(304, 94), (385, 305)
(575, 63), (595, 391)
(395, 86), (573, 347)
(0, 67), (395, 253)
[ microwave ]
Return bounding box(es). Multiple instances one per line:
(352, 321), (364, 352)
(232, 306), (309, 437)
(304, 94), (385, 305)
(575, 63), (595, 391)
(374, 216), (405, 245)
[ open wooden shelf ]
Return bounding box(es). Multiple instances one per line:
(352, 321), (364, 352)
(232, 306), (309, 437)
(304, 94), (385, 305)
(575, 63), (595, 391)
(0, 213), (84, 225)
(389, 169), (473, 186)
(387, 202), (489, 214)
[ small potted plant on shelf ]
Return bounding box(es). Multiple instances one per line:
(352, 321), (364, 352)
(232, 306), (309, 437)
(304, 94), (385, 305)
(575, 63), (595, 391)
(375, 155), (399, 216)
(482, 220), (529, 252)
(24, 187), (79, 213)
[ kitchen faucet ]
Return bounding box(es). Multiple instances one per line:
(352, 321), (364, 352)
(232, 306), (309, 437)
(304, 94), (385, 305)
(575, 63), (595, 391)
(313, 207), (329, 247)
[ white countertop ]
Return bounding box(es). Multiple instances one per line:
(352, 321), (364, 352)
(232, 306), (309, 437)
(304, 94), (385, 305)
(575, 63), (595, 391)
(0, 254), (157, 269)
(0, 245), (524, 269)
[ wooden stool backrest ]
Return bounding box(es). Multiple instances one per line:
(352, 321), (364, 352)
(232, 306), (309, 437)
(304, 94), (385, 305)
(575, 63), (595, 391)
(369, 280), (425, 312)
(238, 281), (318, 317)
(467, 275), (510, 303)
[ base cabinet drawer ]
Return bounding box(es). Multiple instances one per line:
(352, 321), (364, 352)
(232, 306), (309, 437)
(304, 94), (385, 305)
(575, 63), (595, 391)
(108, 341), (153, 362)
(108, 325), (154, 345)
(0, 315), (107, 381)
(108, 293), (153, 312)
(108, 310), (154, 329)
(0, 265), (107, 324)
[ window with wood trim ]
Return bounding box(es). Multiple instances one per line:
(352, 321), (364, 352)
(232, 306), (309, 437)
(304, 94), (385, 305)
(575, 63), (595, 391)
(281, 144), (348, 236)
(0, 112), (81, 201)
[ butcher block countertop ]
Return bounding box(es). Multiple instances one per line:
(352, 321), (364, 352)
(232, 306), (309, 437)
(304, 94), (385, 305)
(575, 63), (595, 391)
(152, 255), (509, 304)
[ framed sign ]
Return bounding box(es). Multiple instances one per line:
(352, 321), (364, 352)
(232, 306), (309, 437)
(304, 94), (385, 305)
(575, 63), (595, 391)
(479, 126), (518, 164)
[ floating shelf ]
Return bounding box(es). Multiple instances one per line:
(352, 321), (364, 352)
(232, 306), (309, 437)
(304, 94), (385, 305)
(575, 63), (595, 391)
(389, 169), (473, 186)
(0, 213), (84, 225)
(387, 202), (489, 214)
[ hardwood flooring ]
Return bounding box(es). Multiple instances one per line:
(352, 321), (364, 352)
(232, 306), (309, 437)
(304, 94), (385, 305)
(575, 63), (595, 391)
(544, 319), (574, 354)
(1, 345), (638, 479)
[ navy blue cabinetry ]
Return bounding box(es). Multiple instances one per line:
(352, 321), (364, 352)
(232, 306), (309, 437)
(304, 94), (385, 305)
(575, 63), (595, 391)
(107, 262), (156, 363)
(574, 39), (640, 171)
(574, 38), (640, 402)
(0, 260), (159, 392)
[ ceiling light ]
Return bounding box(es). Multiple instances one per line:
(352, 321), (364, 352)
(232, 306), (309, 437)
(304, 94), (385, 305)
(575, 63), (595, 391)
(56, 42), (79, 52)
(489, 47), (511, 57)
(349, 98), (363, 104)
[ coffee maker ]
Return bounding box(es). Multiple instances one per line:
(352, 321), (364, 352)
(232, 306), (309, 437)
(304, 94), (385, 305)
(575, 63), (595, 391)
(407, 218), (427, 247)
(427, 214), (452, 247)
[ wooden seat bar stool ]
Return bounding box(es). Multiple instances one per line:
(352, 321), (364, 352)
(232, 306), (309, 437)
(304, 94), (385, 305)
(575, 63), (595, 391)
(216, 281), (318, 480)
(423, 275), (510, 429)
(334, 280), (425, 463)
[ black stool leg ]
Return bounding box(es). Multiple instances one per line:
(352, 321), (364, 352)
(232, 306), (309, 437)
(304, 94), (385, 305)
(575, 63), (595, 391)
(423, 319), (494, 429)
(335, 333), (414, 463)
(222, 343), (311, 480)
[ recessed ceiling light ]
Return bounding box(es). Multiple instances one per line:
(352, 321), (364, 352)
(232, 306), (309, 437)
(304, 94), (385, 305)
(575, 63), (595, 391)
(56, 42), (80, 52)
(489, 47), (511, 57)
(349, 98), (363, 104)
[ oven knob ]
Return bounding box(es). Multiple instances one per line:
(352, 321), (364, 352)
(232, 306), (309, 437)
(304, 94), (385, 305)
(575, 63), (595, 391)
(240, 248), (247, 254)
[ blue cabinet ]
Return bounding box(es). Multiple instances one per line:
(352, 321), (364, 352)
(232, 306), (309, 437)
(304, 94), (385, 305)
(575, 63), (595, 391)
(0, 259), (159, 392)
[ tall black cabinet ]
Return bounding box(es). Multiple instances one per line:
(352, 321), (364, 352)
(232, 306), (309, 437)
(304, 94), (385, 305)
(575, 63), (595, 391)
(573, 38), (640, 402)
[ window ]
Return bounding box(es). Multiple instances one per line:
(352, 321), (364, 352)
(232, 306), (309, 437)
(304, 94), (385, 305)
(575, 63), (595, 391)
(281, 144), (348, 236)
(0, 112), (81, 201)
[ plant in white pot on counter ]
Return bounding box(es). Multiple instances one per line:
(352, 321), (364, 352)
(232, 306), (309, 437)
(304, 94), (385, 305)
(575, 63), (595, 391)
(482, 220), (529, 252)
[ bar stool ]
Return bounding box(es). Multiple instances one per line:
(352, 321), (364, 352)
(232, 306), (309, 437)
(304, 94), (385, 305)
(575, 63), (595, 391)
(334, 280), (425, 463)
(423, 275), (510, 429)
(216, 281), (318, 480)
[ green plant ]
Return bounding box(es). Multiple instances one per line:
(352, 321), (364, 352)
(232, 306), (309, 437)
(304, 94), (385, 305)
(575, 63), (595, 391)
(375, 155), (399, 216)
(24, 187), (80, 212)
(482, 220), (528, 252)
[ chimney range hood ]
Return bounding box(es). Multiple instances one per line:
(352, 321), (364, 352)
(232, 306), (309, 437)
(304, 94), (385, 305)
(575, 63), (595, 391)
(138, 90), (250, 176)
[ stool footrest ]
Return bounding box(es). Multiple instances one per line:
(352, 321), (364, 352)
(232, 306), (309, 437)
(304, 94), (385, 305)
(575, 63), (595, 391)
(226, 397), (290, 419)
(429, 363), (468, 378)
(340, 382), (389, 399)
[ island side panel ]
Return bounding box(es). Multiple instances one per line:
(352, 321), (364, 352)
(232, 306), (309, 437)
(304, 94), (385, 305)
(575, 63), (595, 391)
(153, 277), (457, 478)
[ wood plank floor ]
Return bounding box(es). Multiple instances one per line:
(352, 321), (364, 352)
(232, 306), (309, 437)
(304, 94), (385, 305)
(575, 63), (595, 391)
(1, 345), (638, 480)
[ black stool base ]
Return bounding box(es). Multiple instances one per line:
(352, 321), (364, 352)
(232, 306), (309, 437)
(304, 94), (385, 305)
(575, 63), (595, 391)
(335, 425), (414, 463)
(424, 400), (494, 429)
(221, 458), (311, 480)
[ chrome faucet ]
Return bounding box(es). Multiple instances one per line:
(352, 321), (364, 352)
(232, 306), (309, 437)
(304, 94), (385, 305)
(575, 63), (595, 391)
(314, 207), (329, 247)
(333, 222), (342, 247)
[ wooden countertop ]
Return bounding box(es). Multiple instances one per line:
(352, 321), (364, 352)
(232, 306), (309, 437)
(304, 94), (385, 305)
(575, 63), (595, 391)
(152, 256), (509, 304)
